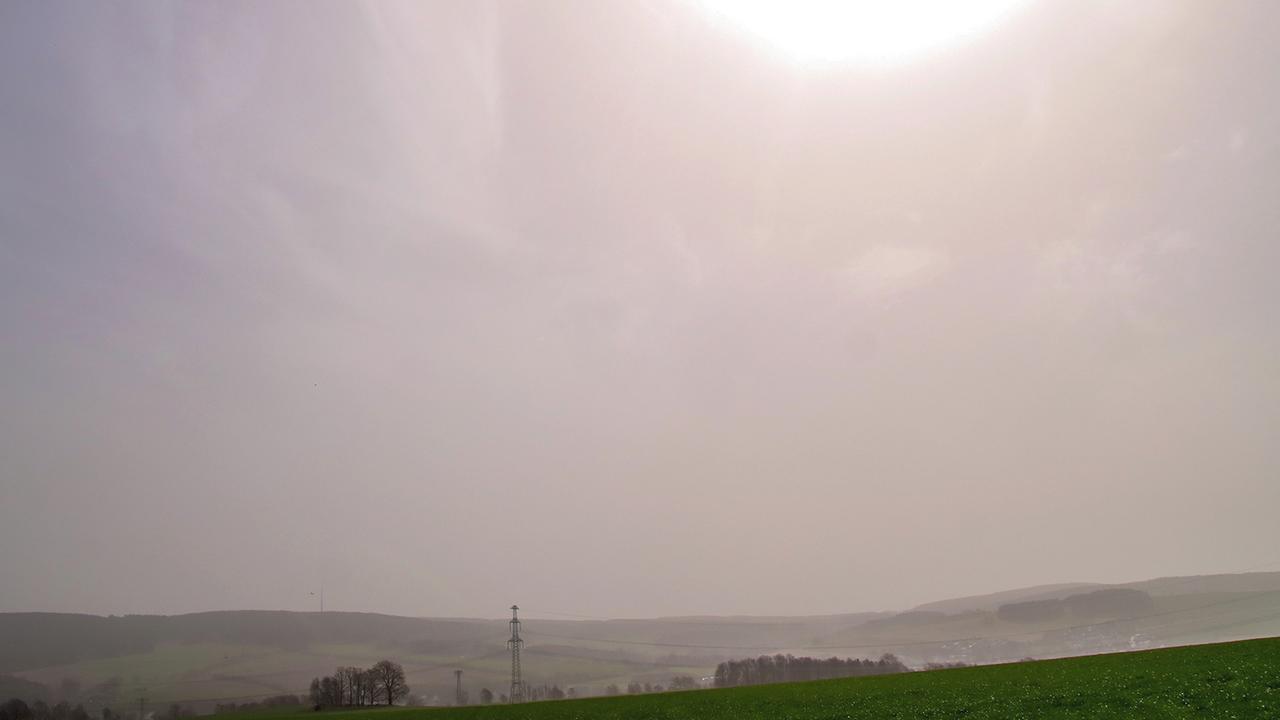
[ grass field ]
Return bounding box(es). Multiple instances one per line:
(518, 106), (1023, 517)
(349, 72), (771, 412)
(227, 637), (1280, 719)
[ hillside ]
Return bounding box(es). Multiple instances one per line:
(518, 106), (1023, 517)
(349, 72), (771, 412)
(227, 637), (1280, 720)
(910, 572), (1280, 614)
(911, 582), (1105, 614)
(4, 572), (1280, 710)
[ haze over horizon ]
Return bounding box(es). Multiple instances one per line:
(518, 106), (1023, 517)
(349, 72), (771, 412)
(2, 0), (1278, 621)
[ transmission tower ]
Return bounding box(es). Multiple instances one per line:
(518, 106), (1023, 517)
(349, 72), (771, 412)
(507, 605), (524, 703)
(454, 669), (463, 706)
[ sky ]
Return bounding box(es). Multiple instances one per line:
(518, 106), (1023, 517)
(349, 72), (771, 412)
(1, 0), (1278, 620)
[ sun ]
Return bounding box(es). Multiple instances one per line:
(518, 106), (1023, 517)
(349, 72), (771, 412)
(698, 0), (1030, 65)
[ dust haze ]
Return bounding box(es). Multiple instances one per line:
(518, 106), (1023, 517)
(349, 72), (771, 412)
(2, 0), (1278, 620)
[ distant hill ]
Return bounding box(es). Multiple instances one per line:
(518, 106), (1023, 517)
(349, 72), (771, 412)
(0, 611), (502, 674)
(1122, 572), (1280, 596)
(3, 571), (1280, 709)
(911, 583), (1104, 614)
(910, 572), (1280, 614)
(214, 637), (1280, 720)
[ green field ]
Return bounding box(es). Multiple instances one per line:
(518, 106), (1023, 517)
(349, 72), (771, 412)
(228, 637), (1280, 720)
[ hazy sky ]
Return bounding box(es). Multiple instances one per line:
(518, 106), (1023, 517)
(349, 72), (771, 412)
(2, 0), (1278, 620)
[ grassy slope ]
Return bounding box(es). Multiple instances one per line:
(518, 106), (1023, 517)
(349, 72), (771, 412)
(231, 637), (1280, 720)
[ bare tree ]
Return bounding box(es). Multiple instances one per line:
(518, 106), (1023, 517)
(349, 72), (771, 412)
(370, 660), (408, 706)
(320, 677), (340, 706)
(669, 676), (698, 691)
(333, 667), (354, 705)
(359, 670), (380, 706)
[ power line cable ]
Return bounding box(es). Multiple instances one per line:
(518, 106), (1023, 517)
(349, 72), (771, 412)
(522, 587), (1280, 652)
(521, 608), (867, 627)
(523, 558), (1280, 632)
(137, 643), (511, 691)
(76, 559), (1280, 696)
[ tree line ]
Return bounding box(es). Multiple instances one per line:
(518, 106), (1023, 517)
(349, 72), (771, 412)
(212, 695), (300, 714)
(1, 700), (92, 720)
(0, 699), (154, 720)
(601, 676), (698, 696)
(308, 661), (408, 708)
(713, 654), (909, 687)
(470, 684), (570, 704)
(996, 588), (1154, 624)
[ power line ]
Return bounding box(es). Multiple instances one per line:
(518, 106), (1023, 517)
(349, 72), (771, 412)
(523, 560), (1280, 631)
(129, 604), (1280, 706)
(131, 642), (511, 691)
(139, 650), (513, 705)
(522, 588), (1280, 652)
(520, 559), (1280, 650)
(76, 560), (1280, 700)
(388, 647), (513, 675)
(142, 690), (300, 705)
(126, 649), (510, 703)
(522, 607), (860, 627)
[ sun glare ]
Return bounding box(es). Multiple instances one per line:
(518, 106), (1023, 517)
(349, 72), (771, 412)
(698, 0), (1029, 65)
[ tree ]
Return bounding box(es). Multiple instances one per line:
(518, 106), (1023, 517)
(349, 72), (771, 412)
(333, 666), (378, 706)
(68, 707), (87, 720)
(333, 668), (352, 706)
(669, 676), (697, 691)
(714, 654), (908, 688)
(358, 669), (380, 707)
(343, 666), (368, 702)
(604, 685), (620, 696)
(479, 689), (493, 705)
(626, 682), (642, 695)
(2, 699), (32, 720)
(319, 676), (340, 707)
(370, 661), (407, 706)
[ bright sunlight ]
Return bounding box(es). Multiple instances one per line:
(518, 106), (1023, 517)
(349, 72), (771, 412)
(698, 0), (1030, 65)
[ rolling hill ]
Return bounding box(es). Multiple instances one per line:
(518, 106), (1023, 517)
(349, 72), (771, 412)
(227, 636), (1280, 719)
(3, 571), (1279, 710)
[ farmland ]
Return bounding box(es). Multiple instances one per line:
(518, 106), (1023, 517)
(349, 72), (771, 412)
(7, 575), (1280, 709)
(229, 637), (1280, 720)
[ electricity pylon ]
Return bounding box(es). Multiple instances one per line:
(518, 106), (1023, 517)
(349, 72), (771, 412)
(507, 605), (524, 703)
